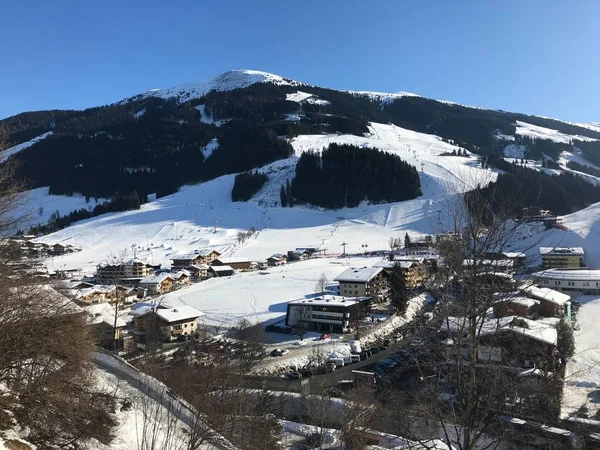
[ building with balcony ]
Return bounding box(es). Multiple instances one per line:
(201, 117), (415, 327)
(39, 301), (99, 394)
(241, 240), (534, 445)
(285, 295), (371, 333)
(539, 247), (585, 269)
(334, 267), (387, 301)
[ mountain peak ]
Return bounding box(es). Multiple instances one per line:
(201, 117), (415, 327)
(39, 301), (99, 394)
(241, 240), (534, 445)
(129, 69), (296, 103)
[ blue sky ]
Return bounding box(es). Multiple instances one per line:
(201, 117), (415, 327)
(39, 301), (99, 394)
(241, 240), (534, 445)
(1, 0), (598, 122)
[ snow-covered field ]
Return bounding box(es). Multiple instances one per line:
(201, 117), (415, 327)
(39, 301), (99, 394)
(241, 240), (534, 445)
(515, 121), (598, 144)
(22, 119), (600, 329)
(34, 121), (495, 274)
(12, 187), (108, 233)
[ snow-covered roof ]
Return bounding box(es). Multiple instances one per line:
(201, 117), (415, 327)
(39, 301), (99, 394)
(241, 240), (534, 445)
(539, 247), (585, 256)
(209, 265), (234, 272)
(289, 249), (310, 255)
(155, 305), (204, 323)
(171, 252), (202, 260)
(288, 295), (370, 308)
(85, 303), (126, 328)
(501, 294), (540, 308)
(533, 268), (600, 282)
(442, 315), (558, 345)
(334, 267), (383, 283)
(523, 285), (570, 306)
(463, 259), (514, 268)
(373, 260), (418, 269)
(172, 270), (191, 279)
(268, 253), (286, 259)
(76, 284), (116, 298)
(172, 249), (221, 260)
(214, 257), (251, 264)
(189, 264), (209, 270)
(502, 252), (526, 259)
(139, 273), (174, 285)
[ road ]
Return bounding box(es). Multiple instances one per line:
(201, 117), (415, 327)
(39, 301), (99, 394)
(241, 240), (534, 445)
(93, 350), (238, 450)
(244, 331), (422, 393)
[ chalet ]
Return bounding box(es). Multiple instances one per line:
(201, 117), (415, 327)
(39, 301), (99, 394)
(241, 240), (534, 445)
(373, 258), (426, 289)
(172, 270), (191, 287)
(187, 264), (209, 280)
(267, 253), (287, 266)
(334, 267), (387, 301)
(484, 251), (527, 268)
(539, 247), (585, 269)
(133, 304), (204, 342)
(522, 285), (571, 319)
(441, 315), (559, 373)
(75, 285), (117, 305)
(211, 257), (252, 270)
(208, 265), (235, 277)
(84, 303), (130, 351)
(287, 249), (310, 261)
(171, 249), (221, 268)
(171, 252), (206, 269)
(285, 295), (371, 333)
(138, 273), (175, 295)
(533, 268), (600, 295)
(96, 258), (154, 285)
(493, 294), (540, 319)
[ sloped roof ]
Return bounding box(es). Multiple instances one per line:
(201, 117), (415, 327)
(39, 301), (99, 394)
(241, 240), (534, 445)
(156, 305), (204, 323)
(442, 315), (557, 346)
(210, 265), (234, 272)
(334, 267), (383, 283)
(523, 285), (570, 306)
(85, 303), (126, 328)
(214, 257), (251, 264)
(139, 273), (174, 285)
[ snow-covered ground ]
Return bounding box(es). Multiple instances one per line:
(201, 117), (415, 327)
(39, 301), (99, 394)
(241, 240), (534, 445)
(562, 294), (600, 421)
(164, 256), (380, 328)
(34, 121), (494, 273)
(131, 69), (296, 103)
(515, 121), (598, 144)
(0, 131), (53, 163)
(12, 187), (108, 232)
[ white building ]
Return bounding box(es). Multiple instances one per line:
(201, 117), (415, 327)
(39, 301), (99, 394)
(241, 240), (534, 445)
(532, 269), (600, 295)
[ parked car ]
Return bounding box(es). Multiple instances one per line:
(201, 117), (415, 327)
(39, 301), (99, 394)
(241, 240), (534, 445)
(370, 347), (381, 355)
(270, 348), (289, 357)
(287, 372), (303, 380)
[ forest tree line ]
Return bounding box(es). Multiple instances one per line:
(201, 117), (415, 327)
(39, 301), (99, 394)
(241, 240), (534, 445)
(287, 143), (422, 209)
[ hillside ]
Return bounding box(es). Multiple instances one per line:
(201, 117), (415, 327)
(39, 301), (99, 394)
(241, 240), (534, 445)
(3, 69), (600, 285)
(2, 69), (600, 212)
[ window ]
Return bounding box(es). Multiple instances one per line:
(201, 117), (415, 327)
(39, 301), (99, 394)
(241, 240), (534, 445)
(173, 324), (182, 330)
(184, 324), (188, 328)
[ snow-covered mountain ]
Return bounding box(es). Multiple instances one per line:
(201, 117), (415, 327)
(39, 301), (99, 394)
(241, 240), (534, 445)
(127, 69), (298, 103)
(1, 68), (598, 325)
(2, 69), (600, 267)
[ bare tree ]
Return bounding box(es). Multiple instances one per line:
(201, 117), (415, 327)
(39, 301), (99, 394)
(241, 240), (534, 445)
(385, 182), (558, 450)
(315, 272), (328, 296)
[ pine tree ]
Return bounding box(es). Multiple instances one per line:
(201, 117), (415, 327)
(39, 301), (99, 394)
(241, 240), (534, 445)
(280, 184), (287, 207)
(286, 179), (294, 207)
(404, 232), (411, 249)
